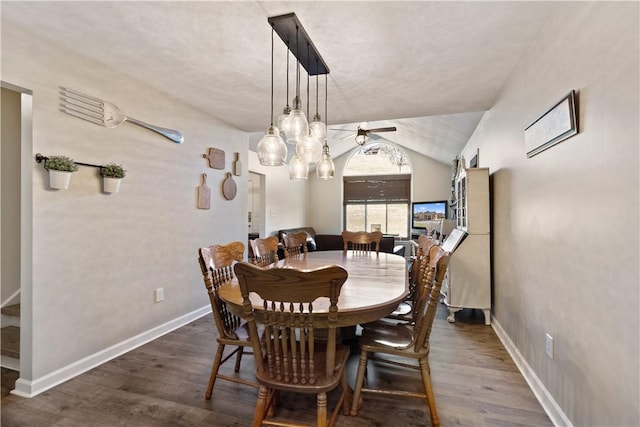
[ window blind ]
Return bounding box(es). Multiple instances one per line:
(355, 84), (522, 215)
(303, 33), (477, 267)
(343, 174), (411, 203)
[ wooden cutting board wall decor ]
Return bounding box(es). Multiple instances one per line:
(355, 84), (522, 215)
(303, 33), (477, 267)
(202, 147), (225, 169)
(222, 172), (237, 201)
(197, 173), (211, 209)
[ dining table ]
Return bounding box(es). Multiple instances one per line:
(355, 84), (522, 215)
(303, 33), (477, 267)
(218, 250), (409, 327)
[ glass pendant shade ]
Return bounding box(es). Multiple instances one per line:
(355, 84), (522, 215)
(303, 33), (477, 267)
(257, 126), (287, 166)
(316, 144), (335, 179)
(284, 98), (308, 145)
(296, 133), (323, 164)
(277, 105), (292, 138)
(289, 153), (309, 180)
(309, 113), (326, 139)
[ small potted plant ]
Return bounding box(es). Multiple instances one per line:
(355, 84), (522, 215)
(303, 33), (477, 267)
(100, 162), (126, 193)
(44, 155), (78, 189)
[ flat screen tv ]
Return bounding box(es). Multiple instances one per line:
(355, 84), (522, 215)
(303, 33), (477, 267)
(412, 200), (447, 230)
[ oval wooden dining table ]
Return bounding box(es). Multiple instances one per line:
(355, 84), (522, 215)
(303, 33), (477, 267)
(218, 250), (409, 327)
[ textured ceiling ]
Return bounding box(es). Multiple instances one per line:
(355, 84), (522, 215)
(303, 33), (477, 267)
(2, 1), (556, 164)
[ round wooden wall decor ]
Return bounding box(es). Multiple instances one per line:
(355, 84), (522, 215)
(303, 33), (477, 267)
(222, 172), (237, 201)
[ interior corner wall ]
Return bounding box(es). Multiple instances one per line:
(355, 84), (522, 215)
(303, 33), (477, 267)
(247, 150), (309, 237)
(461, 3), (639, 425)
(2, 20), (249, 392)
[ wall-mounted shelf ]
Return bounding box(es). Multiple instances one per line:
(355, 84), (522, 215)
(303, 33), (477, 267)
(35, 153), (105, 171)
(35, 153), (125, 193)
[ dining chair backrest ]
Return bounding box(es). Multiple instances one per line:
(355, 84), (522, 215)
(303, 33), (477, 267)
(402, 236), (440, 323)
(197, 241), (257, 400)
(281, 231), (308, 258)
(414, 245), (450, 350)
(249, 236), (279, 265)
(341, 230), (383, 255)
(411, 235), (439, 288)
(233, 261), (348, 382)
(234, 261), (351, 426)
(197, 241), (245, 340)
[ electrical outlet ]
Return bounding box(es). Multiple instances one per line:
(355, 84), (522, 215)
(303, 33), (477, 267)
(155, 288), (164, 303)
(545, 333), (554, 359)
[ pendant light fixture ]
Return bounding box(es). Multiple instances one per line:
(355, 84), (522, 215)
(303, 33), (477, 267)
(289, 152), (309, 180)
(283, 26), (308, 146)
(266, 13), (330, 178)
(317, 74), (335, 179)
(309, 63), (326, 140)
(257, 27), (287, 166)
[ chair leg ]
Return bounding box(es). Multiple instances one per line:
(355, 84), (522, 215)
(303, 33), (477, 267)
(206, 344), (225, 399)
(317, 392), (328, 427)
(350, 350), (369, 416)
(234, 345), (244, 372)
(253, 386), (269, 427)
(419, 358), (439, 427)
(340, 369), (352, 416)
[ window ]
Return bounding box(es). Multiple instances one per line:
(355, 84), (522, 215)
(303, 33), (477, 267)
(343, 142), (412, 238)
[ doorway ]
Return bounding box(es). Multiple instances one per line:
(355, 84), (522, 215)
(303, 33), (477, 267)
(1, 81), (34, 396)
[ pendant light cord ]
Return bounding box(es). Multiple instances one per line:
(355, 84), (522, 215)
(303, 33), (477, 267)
(324, 73), (329, 147)
(295, 27), (300, 101)
(306, 44), (310, 118)
(270, 27), (274, 126)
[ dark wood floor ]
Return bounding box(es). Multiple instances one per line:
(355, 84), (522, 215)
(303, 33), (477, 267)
(1, 305), (552, 426)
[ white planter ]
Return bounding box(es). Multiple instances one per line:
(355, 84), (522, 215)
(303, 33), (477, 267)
(48, 170), (73, 190)
(103, 177), (122, 193)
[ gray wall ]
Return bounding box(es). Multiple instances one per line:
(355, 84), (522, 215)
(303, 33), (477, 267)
(461, 2), (639, 425)
(2, 20), (249, 391)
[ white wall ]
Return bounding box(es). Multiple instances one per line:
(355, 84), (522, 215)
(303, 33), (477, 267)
(2, 20), (249, 394)
(461, 3), (639, 425)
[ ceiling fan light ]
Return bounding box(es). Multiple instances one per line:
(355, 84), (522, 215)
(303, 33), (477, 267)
(257, 126), (287, 166)
(289, 153), (308, 180)
(355, 133), (367, 145)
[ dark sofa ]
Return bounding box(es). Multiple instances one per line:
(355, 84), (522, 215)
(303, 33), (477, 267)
(277, 227), (395, 254)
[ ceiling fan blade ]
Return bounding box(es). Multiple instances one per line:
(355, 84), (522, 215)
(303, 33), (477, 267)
(329, 129), (354, 132)
(367, 126), (397, 133)
(339, 133), (355, 140)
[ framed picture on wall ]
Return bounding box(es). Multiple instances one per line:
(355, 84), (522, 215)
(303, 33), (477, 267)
(470, 149), (479, 168)
(524, 90), (578, 158)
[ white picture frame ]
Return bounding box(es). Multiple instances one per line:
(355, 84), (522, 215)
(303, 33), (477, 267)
(524, 90), (578, 158)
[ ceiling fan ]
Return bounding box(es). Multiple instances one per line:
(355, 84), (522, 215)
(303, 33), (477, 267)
(333, 122), (397, 145)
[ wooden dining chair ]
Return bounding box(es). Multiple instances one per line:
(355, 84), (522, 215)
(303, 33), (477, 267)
(233, 261), (350, 427)
(341, 230), (383, 255)
(282, 231), (309, 258)
(197, 241), (258, 400)
(387, 235), (439, 322)
(350, 245), (451, 427)
(250, 236), (280, 266)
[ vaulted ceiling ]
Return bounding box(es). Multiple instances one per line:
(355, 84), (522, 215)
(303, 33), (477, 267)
(2, 1), (557, 164)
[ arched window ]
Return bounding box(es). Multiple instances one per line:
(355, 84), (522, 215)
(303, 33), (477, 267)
(343, 143), (412, 238)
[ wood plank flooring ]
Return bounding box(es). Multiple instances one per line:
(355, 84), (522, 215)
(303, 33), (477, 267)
(0, 305), (552, 426)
